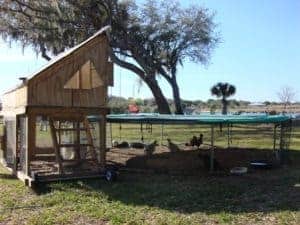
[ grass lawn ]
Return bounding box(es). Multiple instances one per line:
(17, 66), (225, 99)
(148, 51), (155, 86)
(0, 124), (300, 225)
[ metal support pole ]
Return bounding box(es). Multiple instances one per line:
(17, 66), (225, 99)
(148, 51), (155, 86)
(161, 124), (164, 145)
(210, 125), (215, 172)
(273, 124), (279, 161)
(119, 123), (122, 141)
(279, 123), (284, 164)
(140, 123), (144, 142)
(227, 124), (230, 148)
(110, 122), (113, 147)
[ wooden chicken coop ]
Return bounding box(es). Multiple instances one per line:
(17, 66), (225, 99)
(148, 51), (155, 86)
(0, 26), (113, 185)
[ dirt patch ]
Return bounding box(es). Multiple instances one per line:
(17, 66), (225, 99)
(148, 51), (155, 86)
(107, 146), (281, 173)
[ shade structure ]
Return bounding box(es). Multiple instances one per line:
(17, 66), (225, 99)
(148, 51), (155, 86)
(102, 113), (292, 125)
(88, 113), (293, 173)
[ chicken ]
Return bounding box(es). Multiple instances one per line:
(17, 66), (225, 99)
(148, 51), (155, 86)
(130, 142), (145, 149)
(115, 141), (130, 148)
(186, 134), (203, 149)
(187, 136), (198, 146)
(144, 140), (158, 156)
(167, 139), (180, 152)
(196, 134), (203, 148)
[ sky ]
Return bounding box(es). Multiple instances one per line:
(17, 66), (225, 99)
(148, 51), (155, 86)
(0, 0), (299, 102)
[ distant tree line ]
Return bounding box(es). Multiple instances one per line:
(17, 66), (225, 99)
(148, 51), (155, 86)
(108, 96), (252, 114)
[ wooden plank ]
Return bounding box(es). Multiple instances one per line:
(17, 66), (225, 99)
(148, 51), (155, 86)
(2, 86), (27, 111)
(26, 106), (110, 116)
(83, 118), (98, 162)
(36, 171), (103, 183)
(27, 114), (36, 176)
(58, 144), (92, 147)
(99, 116), (106, 169)
(27, 36), (110, 108)
(27, 36), (107, 83)
(106, 61), (114, 86)
(49, 118), (64, 174)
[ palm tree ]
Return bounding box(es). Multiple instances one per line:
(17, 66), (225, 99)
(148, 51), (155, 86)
(211, 83), (236, 115)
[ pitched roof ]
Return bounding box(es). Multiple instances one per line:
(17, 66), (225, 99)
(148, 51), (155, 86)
(4, 26), (111, 94)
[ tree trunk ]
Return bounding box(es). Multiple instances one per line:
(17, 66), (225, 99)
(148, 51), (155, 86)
(144, 77), (171, 114)
(222, 98), (228, 115)
(109, 53), (171, 114)
(171, 77), (183, 114)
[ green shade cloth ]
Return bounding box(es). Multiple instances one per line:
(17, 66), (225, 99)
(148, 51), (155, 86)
(97, 113), (292, 125)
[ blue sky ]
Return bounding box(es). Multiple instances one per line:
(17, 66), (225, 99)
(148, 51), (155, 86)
(0, 0), (299, 102)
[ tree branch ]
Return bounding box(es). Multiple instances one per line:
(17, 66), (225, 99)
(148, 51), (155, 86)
(110, 52), (146, 80)
(40, 44), (51, 61)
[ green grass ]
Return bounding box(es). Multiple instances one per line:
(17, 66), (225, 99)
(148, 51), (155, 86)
(109, 123), (300, 149)
(1, 164), (300, 225)
(0, 124), (300, 225)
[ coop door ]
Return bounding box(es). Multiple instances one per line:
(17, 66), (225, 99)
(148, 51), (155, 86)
(49, 117), (99, 173)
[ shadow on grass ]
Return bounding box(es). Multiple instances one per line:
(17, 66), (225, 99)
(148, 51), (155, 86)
(34, 148), (300, 215)
(0, 173), (15, 180)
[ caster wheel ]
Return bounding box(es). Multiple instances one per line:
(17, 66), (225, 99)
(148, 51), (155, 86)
(105, 169), (117, 182)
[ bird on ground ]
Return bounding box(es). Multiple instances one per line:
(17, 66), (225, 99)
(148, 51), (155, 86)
(144, 140), (158, 156)
(130, 142), (145, 149)
(167, 139), (181, 152)
(186, 134), (203, 149)
(196, 134), (203, 149)
(115, 141), (130, 148)
(187, 135), (198, 147)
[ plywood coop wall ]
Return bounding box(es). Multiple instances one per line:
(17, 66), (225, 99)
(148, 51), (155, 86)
(28, 37), (113, 108)
(0, 26), (113, 183)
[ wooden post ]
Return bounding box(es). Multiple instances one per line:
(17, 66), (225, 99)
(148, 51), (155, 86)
(14, 116), (19, 173)
(161, 124), (164, 145)
(83, 118), (98, 161)
(27, 114), (35, 176)
(99, 115), (106, 170)
(210, 125), (215, 172)
(75, 121), (81, 161)
(49, 118), (63, 174)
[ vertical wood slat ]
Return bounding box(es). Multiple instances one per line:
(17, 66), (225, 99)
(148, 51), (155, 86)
(26, 114), (35, 176)
(99, 116), (106, 169)
(83, 118), (98, 163)
(75, 121), (81, 161)
(14, 116), (20, 173)
(27, 36), (109, 108)
(49, 118), (64, 174)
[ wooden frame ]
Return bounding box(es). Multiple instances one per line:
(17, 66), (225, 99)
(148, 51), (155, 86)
(0, 27), (113, 185)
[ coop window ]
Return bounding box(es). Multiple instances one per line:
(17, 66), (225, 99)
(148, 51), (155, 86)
(64, 60), (104, 90)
